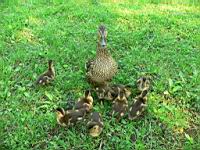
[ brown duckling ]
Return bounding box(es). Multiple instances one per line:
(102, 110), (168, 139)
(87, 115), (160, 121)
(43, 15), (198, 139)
(87, 112), (104, 137)
(110, 84), (132, 99)
(95, 84), (131, 101)
(95, 85), (114, 101)
(74, 90), (93, 112)
(56, 107), (86, 127)
(36, 60), (55, 85)
(137, 76), (150, 92)
(111, 88), (128, 118)
(128, 89), (148, 120)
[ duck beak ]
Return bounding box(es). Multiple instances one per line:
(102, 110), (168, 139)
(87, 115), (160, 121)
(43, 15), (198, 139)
(101, 37), (106, 48)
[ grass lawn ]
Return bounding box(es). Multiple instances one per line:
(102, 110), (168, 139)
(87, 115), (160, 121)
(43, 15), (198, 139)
(1, 0), (200, 149)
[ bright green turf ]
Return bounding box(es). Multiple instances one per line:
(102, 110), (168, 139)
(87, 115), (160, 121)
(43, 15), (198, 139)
(1, 0), (200, 149)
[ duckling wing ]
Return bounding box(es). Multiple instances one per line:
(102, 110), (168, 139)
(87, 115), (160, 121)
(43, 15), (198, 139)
(36, 75), (50, 84)
(129, 100), (145, 119)
(75, 102), (90, 112)
(36, 69), (55, 84)
(68, 109), (86, 123)
(113, 101), (128, 116)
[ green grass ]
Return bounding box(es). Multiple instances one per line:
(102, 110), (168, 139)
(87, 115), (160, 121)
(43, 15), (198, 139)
(1, 0), (200, 149)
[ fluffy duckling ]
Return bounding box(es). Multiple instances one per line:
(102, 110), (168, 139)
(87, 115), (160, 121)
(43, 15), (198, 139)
(95, 84), (131, 101)
(95, 86), (114, 101)
(137, 77), (150, 92)
(111, 88), (128, 118)
(111, 84), (132, 99)
(74, 90), (93, 112)
(36, 60), (55, 85)
(56, 107), (86, 127)
(128, 89), (148, 120)
(87, 112), (104, 137)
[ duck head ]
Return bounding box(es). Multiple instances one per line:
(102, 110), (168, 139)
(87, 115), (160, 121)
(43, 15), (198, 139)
(98, 25), (107, 48)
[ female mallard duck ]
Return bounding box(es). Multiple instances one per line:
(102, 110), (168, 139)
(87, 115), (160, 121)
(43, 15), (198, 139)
(128, 89), (148, 120)
(74, 90), (93, 112)
(86, 25), (118, 87)
(111, 88), (128, 119)
(87, 112), (104, 137)
(36, 60), (55, 85)
(56, 107), (86, 127)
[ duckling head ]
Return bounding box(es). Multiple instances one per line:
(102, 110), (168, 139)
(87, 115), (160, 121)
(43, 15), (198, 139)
(115, 88), (127, 102)
(48, 60), (53, 68)
(56, 107), (68, 126)
(98, 25), (107, 48)
(84, 90), (93, 105)
(89, 125), (102, 137)
(56, 107), (65, 116)
(106, 90), (115, 100)
(144, 78), (150, 89)
(124, 85), (132, 98)
(48, 60), (55, 76)
(137, 77), (150, 91)
(120, 92), (127, 101)
(95, 87), (105, 100)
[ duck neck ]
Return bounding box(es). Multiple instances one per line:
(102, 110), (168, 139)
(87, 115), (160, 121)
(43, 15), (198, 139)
(97, 45), (109, 57)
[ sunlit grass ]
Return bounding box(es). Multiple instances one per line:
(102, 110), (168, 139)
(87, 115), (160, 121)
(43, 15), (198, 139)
(1, 0), (200, 149)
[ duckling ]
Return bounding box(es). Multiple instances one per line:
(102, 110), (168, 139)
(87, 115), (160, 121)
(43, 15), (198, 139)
(128, 89), (148, 120)
(137, 76), (150, 92)
(86, 25), (118, 87)
(87, 112), (104, 137)
(56, 107), (86, 127)
(95, 84), (131, 101)
(36, 60), (55, 85)
(111, 88), (128, 118)
(110, 84), (132, 99)
(56, 108), (68, 126)
(95, 85), (114, 101)
(74, 90), (93, 112)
